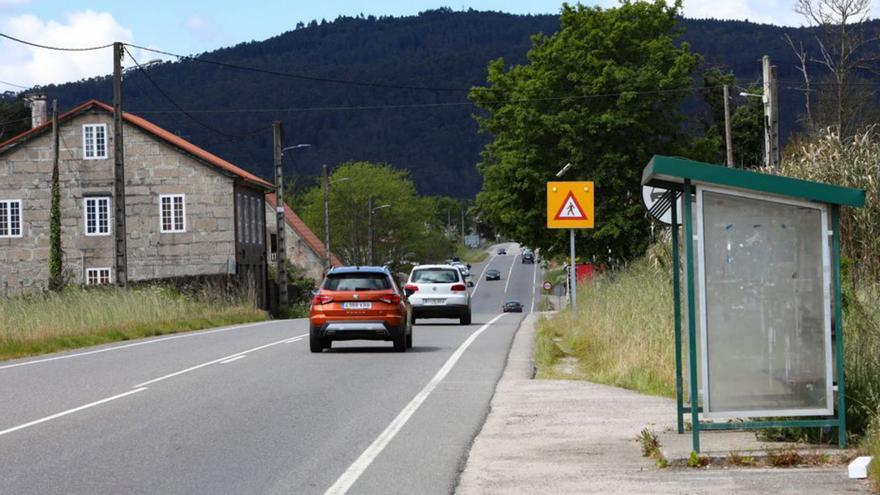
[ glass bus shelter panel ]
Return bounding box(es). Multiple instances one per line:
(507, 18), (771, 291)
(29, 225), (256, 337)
(700, 190), (831, 416)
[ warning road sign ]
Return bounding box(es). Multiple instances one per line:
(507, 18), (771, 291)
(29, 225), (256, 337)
(547, 181), (594, 229)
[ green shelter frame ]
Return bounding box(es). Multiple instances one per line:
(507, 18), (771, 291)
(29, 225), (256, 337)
(642, 155), (866, 453)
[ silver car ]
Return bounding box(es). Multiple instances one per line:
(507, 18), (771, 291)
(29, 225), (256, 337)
(404, 265), (472, 325)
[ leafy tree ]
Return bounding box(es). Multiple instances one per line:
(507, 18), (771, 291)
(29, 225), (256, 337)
(0, 97), (30, 142)
(297, 161), (455, 268)
(469, 1), (699, 263)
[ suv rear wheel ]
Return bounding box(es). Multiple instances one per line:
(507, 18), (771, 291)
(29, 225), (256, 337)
(460, 309), (472, 325)
(393, 334), (407, 352)
(406, 332), (413, 348)
(310, 334), (325, 353)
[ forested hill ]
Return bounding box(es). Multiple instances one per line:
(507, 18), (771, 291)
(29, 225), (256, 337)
(19, 10), (858, 197)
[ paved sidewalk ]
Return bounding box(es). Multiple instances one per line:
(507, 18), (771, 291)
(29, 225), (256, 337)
(456, 314), (871, 495)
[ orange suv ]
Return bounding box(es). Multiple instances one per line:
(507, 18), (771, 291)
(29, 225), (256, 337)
(309, 266), (412, 353)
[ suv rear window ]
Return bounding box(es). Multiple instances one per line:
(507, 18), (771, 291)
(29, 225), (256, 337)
(323, 273), (392, 291)
(411, 268), (460, 284)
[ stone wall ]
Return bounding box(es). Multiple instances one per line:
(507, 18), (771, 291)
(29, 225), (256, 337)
(0, 109), (236, 295)
(264, 202), (326, 282)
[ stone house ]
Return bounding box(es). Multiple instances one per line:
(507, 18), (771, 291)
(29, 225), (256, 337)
(0, 99), (272, 303)
(265, 193), (341, 282)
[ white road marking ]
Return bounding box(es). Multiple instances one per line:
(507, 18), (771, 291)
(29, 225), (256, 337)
(503, 255), (518, 295)
(469, 254), (497, 297)
(284, 337), (305, 344)
(0, 321), (281, 371)
(134, 333), (308, 388)
(0, 387), (148, 438)
(530, 261), (540, 313)
(220, 355), (246, 364)
(324, 313), (507, 495)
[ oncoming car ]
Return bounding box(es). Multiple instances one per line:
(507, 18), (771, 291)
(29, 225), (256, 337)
(309, 266), (412, 353)
(485, 269), (501, 281)
(405, 265), (472, 325)
(502, 300), (523, 313)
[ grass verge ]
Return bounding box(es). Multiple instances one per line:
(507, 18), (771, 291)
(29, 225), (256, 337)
(0, 286), (268, 361)
(455, 244), (489, 264)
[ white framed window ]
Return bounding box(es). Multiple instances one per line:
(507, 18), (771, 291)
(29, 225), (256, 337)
(160, 194), (186, 233)
(84, 197), (111, 236)
(86, 267), (112, 285)
(82, 124), (108, 160)
(0, 199), (22, 238)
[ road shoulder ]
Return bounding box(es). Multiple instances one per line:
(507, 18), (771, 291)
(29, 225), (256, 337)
(455, 313), (870, 495)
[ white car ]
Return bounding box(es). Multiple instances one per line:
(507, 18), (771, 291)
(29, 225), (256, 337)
(451, 261), (471, 278)
(405, 264), (472, 325)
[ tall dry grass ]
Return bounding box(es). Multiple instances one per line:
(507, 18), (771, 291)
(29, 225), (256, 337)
(535, 242), (676, 397)
(0, 286), (267, 360)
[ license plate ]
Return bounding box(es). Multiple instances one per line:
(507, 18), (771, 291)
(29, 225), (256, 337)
(424, 299), (445, 305)
(343, 302), (372, 310)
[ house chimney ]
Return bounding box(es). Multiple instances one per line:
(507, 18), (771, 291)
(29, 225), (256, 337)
(23, 93), (48, 128)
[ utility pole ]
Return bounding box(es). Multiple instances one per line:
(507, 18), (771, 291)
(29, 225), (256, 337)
(49, 99), (62, 291)
(460, 206), (465, 241)
(112, 42), (128, 286)
(723, 84), (734, 167)
(273, 121), (287, 306)
(762, 56), (780, 168)
(322, 164), (331, 273)
(367, 195), (374, 266)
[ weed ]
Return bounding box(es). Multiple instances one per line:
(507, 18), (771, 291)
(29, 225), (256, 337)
(802, 452), (833, 466)
(766, 448), (802, 467)
(727, 451), (756, 466)
(687, 451), (709, 468)
(656, 453), (669, 469)
(865, 416), (880, 490)
(637, 428), (661, 457)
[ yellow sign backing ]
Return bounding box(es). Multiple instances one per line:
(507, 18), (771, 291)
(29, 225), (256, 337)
(547, 181), (594, 229)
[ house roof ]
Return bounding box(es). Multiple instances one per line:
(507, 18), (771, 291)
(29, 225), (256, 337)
(0, 99), (273, 190)
(266, 193), (343, 267)
(642, 155), (866, 208)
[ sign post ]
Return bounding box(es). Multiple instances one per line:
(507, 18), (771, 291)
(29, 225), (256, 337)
(547, 181), (594, 312)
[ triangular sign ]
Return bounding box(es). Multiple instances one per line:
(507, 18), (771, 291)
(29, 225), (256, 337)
(554, 192), (588, 220)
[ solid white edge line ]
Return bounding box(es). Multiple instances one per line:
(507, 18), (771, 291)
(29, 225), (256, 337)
(530, 261), (539, 313)
(470, 254), (497, 297)
(0, 387), (148, 437)
(324, 313), (507, 495)
(134, 333), (308, 388)
(220, 355), (247, 364)
(0, 320), (282, 370)
(503, 254), (517, 295)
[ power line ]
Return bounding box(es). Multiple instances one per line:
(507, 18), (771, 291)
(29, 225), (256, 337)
(0, 79), (30, 90)
(0, 32), (114, 51)
(125, 43), (471, 93)
(124, 46), (268, 140)
(127, 85), (720, 115)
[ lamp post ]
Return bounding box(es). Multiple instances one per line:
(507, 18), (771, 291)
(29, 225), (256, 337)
(275, 140), (311, 306)
(368, 195), (391, 265)
(322, 164), (349, 274)
(556, 162), (576, 311)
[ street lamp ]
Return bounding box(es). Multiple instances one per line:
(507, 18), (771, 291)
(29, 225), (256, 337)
(274, 139), (311, 307)
(556, 162), (573, 178)
(321, 168), (350, 273)
(368, 195), (391, 265)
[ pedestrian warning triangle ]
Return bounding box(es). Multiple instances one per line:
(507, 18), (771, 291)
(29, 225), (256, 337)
(554, 191), (588, 220)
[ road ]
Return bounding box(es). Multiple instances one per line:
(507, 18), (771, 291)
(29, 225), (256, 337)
(0, 243), (541, 495)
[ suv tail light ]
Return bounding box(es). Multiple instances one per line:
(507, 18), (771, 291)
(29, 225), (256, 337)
(379, 294), (401, 305)
(451, 284), (467, 291)
(312, 293), (334, 305)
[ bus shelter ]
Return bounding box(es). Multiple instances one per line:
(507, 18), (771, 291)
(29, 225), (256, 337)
(641, 155), (865, 452)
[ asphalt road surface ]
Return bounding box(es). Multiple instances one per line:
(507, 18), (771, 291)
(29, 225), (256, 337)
(0, 243), (541, 495)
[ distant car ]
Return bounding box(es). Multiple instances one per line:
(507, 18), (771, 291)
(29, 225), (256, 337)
(502, 300), (523, 313)
(485, 269), (501, 281)
(451, 261), (471, 278)
(522, 250), (535, 264)
(309, 266), (412, 353)
(497, 248), (507, 255)
(405, 265), (472, 325)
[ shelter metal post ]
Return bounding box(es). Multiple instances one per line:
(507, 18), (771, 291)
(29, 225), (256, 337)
(682, 179), (700, 452)
(671, 193), (684, 434)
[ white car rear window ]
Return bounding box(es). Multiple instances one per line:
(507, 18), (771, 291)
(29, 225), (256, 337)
(411, 268), (459, 284)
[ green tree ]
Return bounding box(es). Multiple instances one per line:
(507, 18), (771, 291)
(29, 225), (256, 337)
(297, 161), (454, 268)
(469, 1), (700, 263)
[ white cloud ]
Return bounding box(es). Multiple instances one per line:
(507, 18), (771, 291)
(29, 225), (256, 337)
(681, 0), (880, 26)
(184, 13), (230, 44)
(0, 10), (149, 88)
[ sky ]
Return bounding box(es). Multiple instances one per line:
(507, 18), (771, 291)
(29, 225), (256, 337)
(0, 0), (875, 89)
